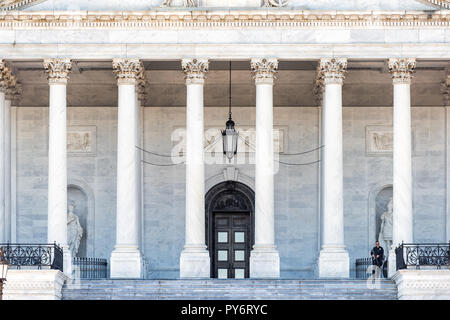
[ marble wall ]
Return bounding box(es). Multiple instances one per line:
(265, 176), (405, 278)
(14, 104), (447, 279)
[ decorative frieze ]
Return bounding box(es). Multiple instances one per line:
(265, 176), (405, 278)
(317, 58), (348, 85)
(388, 58), (417, 84)
(182, 58), (209, 84)
(251, 58), (278, 84)
(0, 11), (449, 29)
(112, 58), (143, 84)
(43, 58), (72, 84)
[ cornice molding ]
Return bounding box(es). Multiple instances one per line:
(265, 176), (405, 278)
(0, 10), (450, 28)
(418, 0), (450, 9)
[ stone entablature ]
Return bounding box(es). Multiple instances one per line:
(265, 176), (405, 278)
(1, 10), (450, 28)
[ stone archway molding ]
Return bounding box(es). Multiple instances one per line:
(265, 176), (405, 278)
(67, 177), (95, 257)
(205, 167), (254, 193)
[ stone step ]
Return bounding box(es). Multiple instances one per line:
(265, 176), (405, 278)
(62, 279), (398, 300)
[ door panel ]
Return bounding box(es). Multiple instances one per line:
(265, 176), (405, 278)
(213, 212), (250, 278)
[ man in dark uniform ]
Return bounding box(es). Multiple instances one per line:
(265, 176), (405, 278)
(371, 241), (384, 268)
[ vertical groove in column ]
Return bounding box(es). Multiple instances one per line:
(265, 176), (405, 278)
(0, 91), (5, 243)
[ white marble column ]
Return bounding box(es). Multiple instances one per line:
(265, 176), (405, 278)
(249, 58), (280, 278)
(43, 58), (73, 276)
(0, 61), (7, 243)
(179, 58), (210, 278)
(110, 58), (144, 279)
(317, 58), (350, 278)
(387, 58), (416, 277)
(4, 89), (13, 242)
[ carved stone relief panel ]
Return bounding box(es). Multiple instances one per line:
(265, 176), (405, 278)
(67, 126), (97, 156)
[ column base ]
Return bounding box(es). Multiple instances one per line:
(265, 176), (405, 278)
(250, 246), (280, 278)
(318, 246), (349, 278)
(110, 246), (144, 279)
(388, 248), (397, 278)
(180, 246), (210, 278)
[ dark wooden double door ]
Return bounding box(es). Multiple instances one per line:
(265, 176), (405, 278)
(212, 212), (251, 279)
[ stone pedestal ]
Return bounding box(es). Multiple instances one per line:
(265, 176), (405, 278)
(3, 270), (69, 300)
(393, 269), (450, 300)
(249, 247), (280, 278)
(180, 247), (211, 278)
(110, 246), (144, 278)
(317, 246), (350, 278)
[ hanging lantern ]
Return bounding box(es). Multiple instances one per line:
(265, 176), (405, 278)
(222, 116), (238, 161)
(222, 61), (239, 162)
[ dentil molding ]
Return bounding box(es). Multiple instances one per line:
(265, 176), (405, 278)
(1, 10), (450, 28)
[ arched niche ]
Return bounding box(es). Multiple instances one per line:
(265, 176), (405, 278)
(67, 178), (95, 257)
(368, 183), (393, 252)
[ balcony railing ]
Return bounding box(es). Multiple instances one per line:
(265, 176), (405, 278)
(73, 257), (107, 279)
(395, 242), (450, 270)
(355, 257), (388, 279)
(0, 243), (63, 272)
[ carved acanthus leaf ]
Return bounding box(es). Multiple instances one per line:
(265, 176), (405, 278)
(388, 58), (416, 84)
(112, 58), (143, 84)
(317, 58), (348, 85)
(182, 58), (209, 84)
(43, 58), (72, 83)
(251, 58), (278, 84)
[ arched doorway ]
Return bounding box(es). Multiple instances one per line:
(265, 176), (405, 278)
(205, 181), (255, 279)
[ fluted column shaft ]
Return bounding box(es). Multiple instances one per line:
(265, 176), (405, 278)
(110, 58), (144, 279)
(249, 58), (280, 278)
(179, 58), (210, 278)
(4, 97), (11, 242)
(44, 58), (72, 276)
(388, 58), (416, 277)
(0, 65), (5, 243)
(317, 58), (350, 278)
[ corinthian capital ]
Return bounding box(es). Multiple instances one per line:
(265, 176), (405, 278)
(182, 58), (209, 84)
(251, 58), (278, 84)
(388, 58), (416, 84)
(0, 59), (11, 92)
(313, 70), (325, 106)
(112, 58), (143, 84)
(43, 58), (72, 84)
(6, 73), (18, 99)
(317, 58), (348, 85)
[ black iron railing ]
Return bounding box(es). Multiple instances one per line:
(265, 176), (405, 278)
(395, 242), (450, 270)
(0, 243), (63, 272)
(73, 257), (107, 279)
(355, 257), (388, 279)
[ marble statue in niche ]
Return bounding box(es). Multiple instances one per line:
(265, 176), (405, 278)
(67, 202), (83, 257)
(378, 197), (393, 252)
